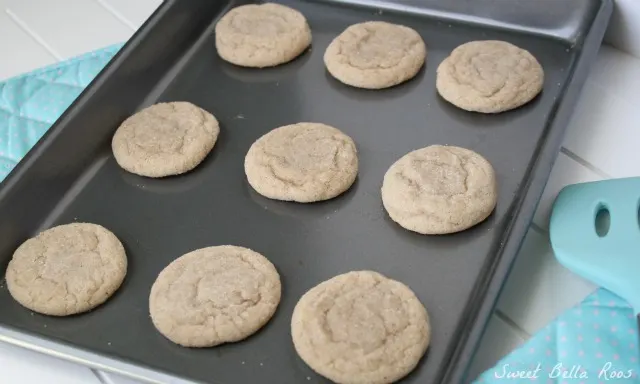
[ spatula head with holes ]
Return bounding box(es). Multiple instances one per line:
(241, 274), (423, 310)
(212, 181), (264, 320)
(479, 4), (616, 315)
(550, 177), (640, 320)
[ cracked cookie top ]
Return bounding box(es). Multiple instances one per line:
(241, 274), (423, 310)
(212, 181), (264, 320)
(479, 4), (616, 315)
(381, 145), (497, 235)
(149, 245), (281, 348)
(324, 21), (426, 89)
(111, 101), (219, 178)
(244, 122), (358, 203)
(215, 3), (312, 68)
(5, 223), (128, 316)
(291, 270), (430, 384)
(436, 40), (544, 113)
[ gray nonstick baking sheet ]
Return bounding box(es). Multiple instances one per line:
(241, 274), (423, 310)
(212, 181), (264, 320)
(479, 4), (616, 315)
(0, 0), (612, 383)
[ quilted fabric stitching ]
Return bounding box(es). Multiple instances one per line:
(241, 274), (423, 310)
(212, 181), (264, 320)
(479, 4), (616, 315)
(0, 44), (121, 182)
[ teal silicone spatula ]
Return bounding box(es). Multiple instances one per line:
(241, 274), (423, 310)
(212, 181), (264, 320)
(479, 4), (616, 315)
(549, 177), (640, 330)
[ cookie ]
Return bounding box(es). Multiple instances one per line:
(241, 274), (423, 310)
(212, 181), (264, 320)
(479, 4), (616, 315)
(436, 40), (544, 113)
(381, 145), (497, 235)
(215, 3), (312, 68)
(324, 21), (426, 89)
(291, 270), (430, 384)
(112, 101), (219, 178)
(5, 223), (127, 316)
(149, 245), (281, 347)
(244, 122), (358, 203)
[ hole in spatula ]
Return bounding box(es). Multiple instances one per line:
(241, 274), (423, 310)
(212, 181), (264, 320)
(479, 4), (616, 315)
(595, 205), (610, 237)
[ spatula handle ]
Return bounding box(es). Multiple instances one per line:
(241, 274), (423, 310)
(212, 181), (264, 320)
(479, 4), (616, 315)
(550, 177), (640, 310)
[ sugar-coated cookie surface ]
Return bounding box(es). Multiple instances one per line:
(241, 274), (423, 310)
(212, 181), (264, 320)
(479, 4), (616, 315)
(381, 145), (498, 235)
(5, 223), (127, 316)
(324, 21), (426, 89)
(436, 40), (544, 113)
(291, 270), (430, 384)
(112, 101), (219, 178)
(244, 122), (358, 203)
(149, 245), (281, 348)
(215, 3), (312, 68)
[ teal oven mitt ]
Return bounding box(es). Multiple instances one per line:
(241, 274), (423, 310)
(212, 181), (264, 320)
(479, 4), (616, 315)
(0, 44), (122, 182)
(473, 288), (640, 383)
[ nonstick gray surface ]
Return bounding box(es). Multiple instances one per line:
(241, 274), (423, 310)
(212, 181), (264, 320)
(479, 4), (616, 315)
(0, 0), (612, 383)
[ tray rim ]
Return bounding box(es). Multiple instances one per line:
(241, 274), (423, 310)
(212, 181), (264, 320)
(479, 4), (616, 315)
(0, 0), (613, 383)
(312, 0), (603, 43)
(442, 0), (613, 381)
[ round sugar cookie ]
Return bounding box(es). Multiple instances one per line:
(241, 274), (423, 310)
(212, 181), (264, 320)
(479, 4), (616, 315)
(5, 223), (127, 316)
(324, 21), (426, 89)
(436, 40), (544, 113)
(149, 245), (281, 347)
(381, 145), (497, 235)
(291, 270), (430, 384)
(215, 3), (312, 68)
(112, 102), (219, 178)
(244, 122), (358, 203)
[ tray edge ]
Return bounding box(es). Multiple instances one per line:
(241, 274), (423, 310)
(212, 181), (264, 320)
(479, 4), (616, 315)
(0, 0), (615, 383)
(442, 0), (614, 382)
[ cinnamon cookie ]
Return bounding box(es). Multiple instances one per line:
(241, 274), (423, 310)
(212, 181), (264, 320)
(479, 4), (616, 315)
(215, 3), (312, 68)
(149, 245), (281, 347)
(244, 122), (358, 203)
(436, 40), (544, 113)
(5, 223), (127, 316)
(324, 21), (426, 89)
(381, 145), (497, 234)
(291, 270), (430, 384)
(112, 102), (219, 178)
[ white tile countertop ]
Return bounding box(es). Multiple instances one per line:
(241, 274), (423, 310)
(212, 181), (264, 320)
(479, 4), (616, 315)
(0, 0), (639, 383)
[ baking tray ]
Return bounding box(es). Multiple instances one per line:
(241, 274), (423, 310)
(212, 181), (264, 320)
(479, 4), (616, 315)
(0, 0), (612, 383)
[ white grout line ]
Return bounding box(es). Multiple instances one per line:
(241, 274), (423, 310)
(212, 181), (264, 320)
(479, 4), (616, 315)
(588, 58), (640, 110)
(93, 369), (114, 384)
(560, 146), (612, 179)
(530, 222), (547, 234)
(5, 8), (62, 61)
(495, 309), (532, 339)
(94, 0), (137, 31)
